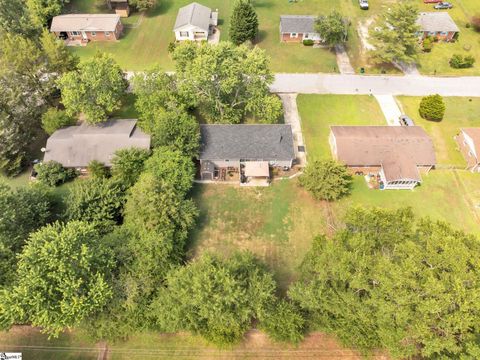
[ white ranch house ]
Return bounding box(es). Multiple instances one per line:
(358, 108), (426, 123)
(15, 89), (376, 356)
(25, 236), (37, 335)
(173, 2), (218, 42)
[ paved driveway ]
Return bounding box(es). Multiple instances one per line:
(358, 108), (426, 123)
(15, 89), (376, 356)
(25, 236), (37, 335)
(374, 95), (403, 126)
(279, 94), (307, 167)
(271, 74), (480, 96)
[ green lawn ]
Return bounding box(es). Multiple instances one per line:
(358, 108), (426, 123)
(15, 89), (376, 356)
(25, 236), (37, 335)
(417, 0), (480, 75)
(398, 96), (480, 165)
(297, 94), (386, 160)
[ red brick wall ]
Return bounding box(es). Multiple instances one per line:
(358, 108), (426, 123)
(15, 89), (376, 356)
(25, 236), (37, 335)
(54, 21), (123, 42)
(421, 31), (456, 41)
(281, 33), (303, 42)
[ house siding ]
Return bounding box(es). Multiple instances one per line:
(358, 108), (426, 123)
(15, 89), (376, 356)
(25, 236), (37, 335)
(54, 21), (123, 42)
(420, 30), (456, 41)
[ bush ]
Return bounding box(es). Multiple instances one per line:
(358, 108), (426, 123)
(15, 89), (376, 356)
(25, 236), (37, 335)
(449, 54), (475, 69)
(87, 160), (109, 179)
(303, 39), (314, 46)
(41, 108), (76, 135)
(299, 160), (352, 201)
(419, 94), (446, 121)
(260, 300), (305, 344)
(422, 37), (433, 52)
(471, 15), (480, 32)
(34, 161), (77, 186)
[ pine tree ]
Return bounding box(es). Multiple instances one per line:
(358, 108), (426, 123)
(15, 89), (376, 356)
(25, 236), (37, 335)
(229, 0), (259, 45)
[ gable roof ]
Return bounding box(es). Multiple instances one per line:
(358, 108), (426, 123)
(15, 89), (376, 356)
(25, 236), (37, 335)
(416, 12), (459, 33)
(280, 15), (317, 34)
(462, 128), (480, 156)
(174, 2), (212, 32)
(44, 119), (151, 167)
(50, 14), (121, 32)
(330, 126), (436, 182)
(199, 125), (295, 162)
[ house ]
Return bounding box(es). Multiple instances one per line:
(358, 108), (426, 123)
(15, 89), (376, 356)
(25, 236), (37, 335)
(329, 126), (436, 190)
(456, 128), (480, 172)
(50, 14), (123, 44)
(173, 2), (218, 42)
(416, 12), (459, 41)
(43, 119), (150, 168)
(279, 15), (321, 43)
(199, 124), (296, 185)
(107, 0), (130, 17)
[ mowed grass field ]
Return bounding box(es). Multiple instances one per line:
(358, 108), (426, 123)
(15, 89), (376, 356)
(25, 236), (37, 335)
(398, 96), (480, 165)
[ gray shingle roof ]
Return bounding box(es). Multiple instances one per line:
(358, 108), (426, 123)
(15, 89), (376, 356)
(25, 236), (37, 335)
(50, 14), (121, 32)
(416, 12), (459, 33)
(174, 2), (212, 32)
(43, 119), (151, 167)
(280, 15), (317, 34)
(199, 124), (295, 162)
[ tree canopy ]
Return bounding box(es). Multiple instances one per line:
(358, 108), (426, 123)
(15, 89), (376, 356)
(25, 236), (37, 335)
(229, 0), (259, 45)
(111, 147), (151, 188)
(58, 52), (127, 124)
(0, 221), (113, 337)
(369, 3), (420, 65)
(315, 11), (348, 46)
(172, 42), (282, 124)
(289, 207), (480, 358)
(151, 252), (277, 345)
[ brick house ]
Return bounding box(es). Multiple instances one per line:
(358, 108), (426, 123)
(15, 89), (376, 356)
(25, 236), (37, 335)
(279, 15), (322, 43)
(50, 14), (123, 44)
(416, 12), (459, 41)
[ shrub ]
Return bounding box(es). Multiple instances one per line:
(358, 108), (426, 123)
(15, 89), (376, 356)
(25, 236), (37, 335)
(303, 39), (314, 46)
(419, 94), (446, 121)
(422, 37), (433, 52)
(298, 160), (352, 201)
(449, 54), (475, 69)
(41, 108), (76, 135)
(471, 15), (480, 32)
(260, 300), (305, 344)
(34, 161), (77, 186)
(87, 160), (109, 179)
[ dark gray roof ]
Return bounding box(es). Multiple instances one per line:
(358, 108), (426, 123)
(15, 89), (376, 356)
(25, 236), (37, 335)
(174, 2), (212, 31)
(200, 125), (295, 162)
(416, 12), (459, 33)
(44, 119), (151, 167)
(280, 15), (317, 33)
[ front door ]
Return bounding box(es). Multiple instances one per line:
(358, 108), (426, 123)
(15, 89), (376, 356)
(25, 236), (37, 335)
(81, 31), (88, 40)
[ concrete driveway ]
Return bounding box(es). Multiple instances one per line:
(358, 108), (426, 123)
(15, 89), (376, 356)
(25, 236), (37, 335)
(270, 74), (480, 96)
(374, 95), (403, 126)
(279, 94), (307, 167)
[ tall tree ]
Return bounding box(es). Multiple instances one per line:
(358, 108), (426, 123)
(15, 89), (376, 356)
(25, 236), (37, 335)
(172, 42), (282, 124)
(150, 252), (277, 345)
(0, 0), (39, 37)
(289, 207), (480, 358)
(58, 52), (127, 124)
(27, 0), (70, 27)
(315, 11), (348, 47)
(229, 0), (259, 45)
(111, 147), (151, 188)
(0, 221), (113, 336)
(369, 3), (420, 64)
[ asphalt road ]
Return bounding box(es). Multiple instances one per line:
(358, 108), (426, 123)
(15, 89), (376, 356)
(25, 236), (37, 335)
(271, 74), (480, 96)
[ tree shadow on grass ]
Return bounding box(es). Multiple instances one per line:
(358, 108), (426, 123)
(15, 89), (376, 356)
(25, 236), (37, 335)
(144, 0), (174, 18)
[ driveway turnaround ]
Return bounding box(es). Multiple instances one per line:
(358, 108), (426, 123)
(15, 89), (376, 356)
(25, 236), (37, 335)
(271, 74), (480, 96)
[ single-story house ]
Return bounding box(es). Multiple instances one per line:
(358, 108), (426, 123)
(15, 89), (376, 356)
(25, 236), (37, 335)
(199, 124), (296, 185)
(107, 0), (130, 17)
(173, 2), (218, 42)
(416, 12), (459, 41)
(50, 14), (123, 43)
(43, 119), (150, 168)
(279, 15), (321, 43)
(329, 126), (436, 190)
(456, 128), (480, 172)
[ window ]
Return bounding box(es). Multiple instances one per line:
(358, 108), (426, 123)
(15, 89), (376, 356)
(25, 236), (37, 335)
(440, 31), (448, 36)
(71, 31), (80, 36)
(180, 31), (189, 37)
(105, 31), (111, 36)
(91, 31), (96, 37)
(428, 31), (436, 36)
(290, 33), (298, 38)
(304, 33), (309, 39)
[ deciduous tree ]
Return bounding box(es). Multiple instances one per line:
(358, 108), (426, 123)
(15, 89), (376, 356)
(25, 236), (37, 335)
(315, 11), (348, 46)
(111, 147), (151, 188)
(41, 107), (76, 135)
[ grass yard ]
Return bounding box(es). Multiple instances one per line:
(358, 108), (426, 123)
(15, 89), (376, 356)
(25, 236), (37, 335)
(189, 180), (331, 290)
(398, 96), (480, 165)
(417, 0), (480, 75)
(297, 94), (386, 160)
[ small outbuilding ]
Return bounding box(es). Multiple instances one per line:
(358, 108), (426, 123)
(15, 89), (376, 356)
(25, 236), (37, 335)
(329, 126), (436, 190)
(43, 119), (151, 168)
(50, 14), (123, 44)
(107, 0), (130, 17)
(173, 2), (218, 42)
(199, 124), (296, 185)
(279, 15), (321, 43)
(456, 128), (480, 172)
(416, 12), (459, 41)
